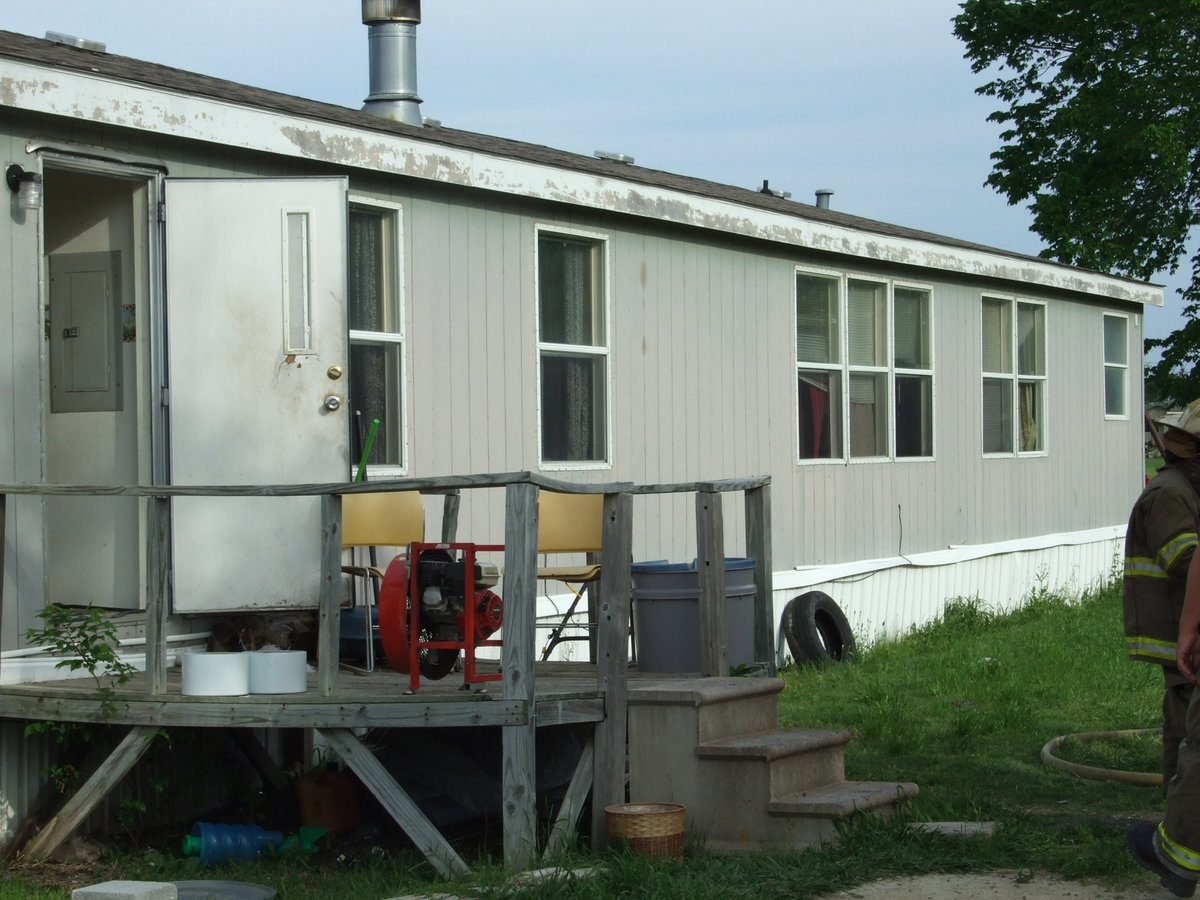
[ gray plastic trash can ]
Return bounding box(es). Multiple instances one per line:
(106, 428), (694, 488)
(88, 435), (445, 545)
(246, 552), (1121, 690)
(631, 558), (756, 673)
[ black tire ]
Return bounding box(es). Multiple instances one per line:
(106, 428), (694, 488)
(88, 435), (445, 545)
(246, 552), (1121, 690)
(782, 591), (856, 664)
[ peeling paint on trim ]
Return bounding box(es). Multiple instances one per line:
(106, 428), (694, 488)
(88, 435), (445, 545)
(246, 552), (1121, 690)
(0, 58), (1162, 307)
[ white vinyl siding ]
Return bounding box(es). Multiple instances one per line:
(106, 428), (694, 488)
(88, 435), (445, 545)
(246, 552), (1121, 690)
(536, 228), (610, 466)
(348, 202), (405, 470)
(982, 295), (1046, 455)
(1103, 313), (1128, 418)
(796, 270), (933, 462)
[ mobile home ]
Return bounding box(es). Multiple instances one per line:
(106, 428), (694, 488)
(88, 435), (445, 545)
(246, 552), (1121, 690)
(0, 7), (1157, 850)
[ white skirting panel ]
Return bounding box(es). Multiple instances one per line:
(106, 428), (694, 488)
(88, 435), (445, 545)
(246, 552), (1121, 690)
(771, 525), (1125, 664)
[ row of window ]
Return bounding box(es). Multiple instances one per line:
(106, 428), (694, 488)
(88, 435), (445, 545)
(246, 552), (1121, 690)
(346, 205), (1131, 471)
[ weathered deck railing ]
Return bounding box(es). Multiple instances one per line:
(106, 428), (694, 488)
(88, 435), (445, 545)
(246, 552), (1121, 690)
(0, 472), (771, 870)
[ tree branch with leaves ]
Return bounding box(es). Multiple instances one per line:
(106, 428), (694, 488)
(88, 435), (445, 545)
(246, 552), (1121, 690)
(954, 0), (1200, 403)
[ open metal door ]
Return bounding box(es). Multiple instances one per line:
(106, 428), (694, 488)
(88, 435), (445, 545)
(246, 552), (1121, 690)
(165, 178), (348, 612)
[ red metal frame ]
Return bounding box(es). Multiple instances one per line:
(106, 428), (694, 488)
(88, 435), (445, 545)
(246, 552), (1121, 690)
(407, 542), (504, 692)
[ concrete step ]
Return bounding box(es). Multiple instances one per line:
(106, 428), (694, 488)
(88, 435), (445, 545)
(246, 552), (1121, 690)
(628, 676), (784, 743)
(626, 675), (920, 856)
(696, 728), (851, 798)
(698, 780), (919, 854)
(769, 779), (918, 818)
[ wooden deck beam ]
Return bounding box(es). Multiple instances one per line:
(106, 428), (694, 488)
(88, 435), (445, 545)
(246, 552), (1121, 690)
(318, 727), (470, 880)
(21, 725), (159, 860)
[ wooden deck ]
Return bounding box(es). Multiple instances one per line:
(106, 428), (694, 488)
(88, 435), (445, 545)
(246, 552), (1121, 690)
(0, 472), (773, 877)
(0, 662), (685, 730)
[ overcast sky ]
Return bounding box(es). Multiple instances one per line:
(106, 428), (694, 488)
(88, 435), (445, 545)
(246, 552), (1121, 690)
(3, 0), (1185, 346)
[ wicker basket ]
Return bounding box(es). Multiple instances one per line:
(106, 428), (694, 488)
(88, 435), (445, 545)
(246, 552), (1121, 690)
(604, 802), (686, 857)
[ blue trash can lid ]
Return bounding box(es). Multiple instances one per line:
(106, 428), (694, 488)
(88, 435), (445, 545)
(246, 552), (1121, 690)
(631, 557), (754, 573)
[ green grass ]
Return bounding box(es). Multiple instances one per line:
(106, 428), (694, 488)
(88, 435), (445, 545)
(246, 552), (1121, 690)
(0, 580), (1172, 898)
(1147, 454), (1165, 480)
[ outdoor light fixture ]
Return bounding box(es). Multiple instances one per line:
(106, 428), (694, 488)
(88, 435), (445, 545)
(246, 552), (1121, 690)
(6, 165), (43, 210)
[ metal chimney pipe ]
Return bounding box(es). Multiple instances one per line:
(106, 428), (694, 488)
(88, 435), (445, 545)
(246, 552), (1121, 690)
(362, 0), (423, 126)
(815, 189), (833, 209)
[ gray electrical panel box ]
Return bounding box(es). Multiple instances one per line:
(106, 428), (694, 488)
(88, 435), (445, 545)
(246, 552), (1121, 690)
(48, 250), (123, 413)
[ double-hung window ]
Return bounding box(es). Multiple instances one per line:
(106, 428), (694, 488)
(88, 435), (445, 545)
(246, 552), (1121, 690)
(1103, 314), (1128, 418)
(347, 202), (404, 469)
(982, 296), (1045, 454)
(796, 270), (933, 461)
(537, 229), (609, 465)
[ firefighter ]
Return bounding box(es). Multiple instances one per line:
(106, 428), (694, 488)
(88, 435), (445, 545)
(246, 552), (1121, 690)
(1127, 399), (1200, 898)
(1123, 399), (1200, 790)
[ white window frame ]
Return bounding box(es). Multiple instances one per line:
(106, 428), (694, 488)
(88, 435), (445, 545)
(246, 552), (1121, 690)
(535, 224), (612, 470)
(347, 196), (407, 475)
(981, 294), (1047, 457)
(891, 279), (936, 460)
(1103, 312), (1129, 420)
(794, 267), (935, 464)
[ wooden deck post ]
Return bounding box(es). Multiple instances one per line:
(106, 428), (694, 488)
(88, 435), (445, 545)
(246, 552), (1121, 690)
(501, 481), (538, 868)
(439, 490), (461, 543)
(591, 490), (632, 849)
(317, 493), (342, 697)
(145, 496), (171, 695)
(744, 484), (775, 676)
(696, 488), (728, 677)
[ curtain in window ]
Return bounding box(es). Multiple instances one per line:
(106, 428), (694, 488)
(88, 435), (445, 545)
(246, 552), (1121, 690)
(983, 378), (1012, 453)
(798, 371), (841, 459)
(893, 288), (929, 369)
(796, 275), (838, 364)
(849, 373), (886, 457)
(1019, 381), (1041, 451)
(848, 280), (885, 366)
(349, 212), (383, 331)
(982, 298), (1011, 373)
(348, 211), (397, 465)
(540, 237), (603, 461)
(1017, 303), (1044, 376)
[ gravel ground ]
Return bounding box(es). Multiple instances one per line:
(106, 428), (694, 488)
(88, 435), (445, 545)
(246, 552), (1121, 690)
(823, 870), (1182, 900)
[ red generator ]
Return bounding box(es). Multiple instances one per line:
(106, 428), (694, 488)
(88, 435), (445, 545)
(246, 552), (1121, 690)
(377, 542), (504, 691)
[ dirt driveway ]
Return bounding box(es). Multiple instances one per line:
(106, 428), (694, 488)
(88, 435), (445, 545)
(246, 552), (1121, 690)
(825, 870), (1179, 899)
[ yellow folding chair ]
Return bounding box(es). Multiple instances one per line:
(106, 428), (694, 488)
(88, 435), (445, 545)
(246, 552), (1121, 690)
(536, 491), (604, 661)
(341, 491), (425, 671)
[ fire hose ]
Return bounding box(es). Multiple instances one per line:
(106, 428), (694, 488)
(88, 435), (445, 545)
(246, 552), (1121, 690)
(1040, 728), (1162, 787)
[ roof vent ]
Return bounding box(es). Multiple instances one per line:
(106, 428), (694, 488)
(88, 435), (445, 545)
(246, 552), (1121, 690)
(759, 179), (791, 200)
(45, 31), (106, 53)
(595, 150), (635, 165)
(815, 189), (834, 209)
(361, 0), (423, 126)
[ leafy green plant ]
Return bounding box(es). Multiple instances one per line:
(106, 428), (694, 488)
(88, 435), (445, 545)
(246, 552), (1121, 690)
(25, 604), (136, 722)
(23, 605), (143, 797)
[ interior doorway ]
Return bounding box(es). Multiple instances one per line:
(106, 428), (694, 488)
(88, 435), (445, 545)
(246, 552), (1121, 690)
(42, 162), (157, 611)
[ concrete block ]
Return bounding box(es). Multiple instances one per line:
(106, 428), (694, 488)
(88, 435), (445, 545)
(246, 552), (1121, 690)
(72, 881), (178, 900)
